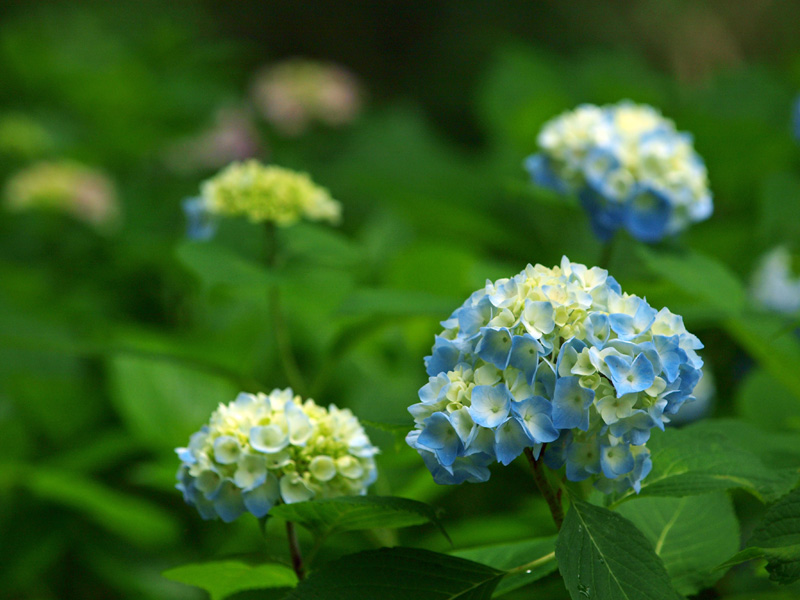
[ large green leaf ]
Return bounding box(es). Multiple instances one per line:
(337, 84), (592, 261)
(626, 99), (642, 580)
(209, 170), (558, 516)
(616, 493), (739, 595)
(612, 425), (797, 505)
(162, 561), (297, 600)
(557, 499), (682, 600)
(108, 354), (239, 452)
(451, 535), (557, 597)
(719, 487), (800, 585)
(285, 547), (504, 600)
(638, 246), (745, 316)
(4, 464), (178, 548)
(725, 314), (800, 402)
(735, 368), (800, 431)
(176, 241), (279, 295)
(270, 496), (449, 542)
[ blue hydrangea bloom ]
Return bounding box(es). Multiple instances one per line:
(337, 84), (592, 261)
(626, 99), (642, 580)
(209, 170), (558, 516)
(525, 102), (713, 243)
(183, 196), (218, 240)
(177, 389), (378, 522)
(407, 258), (704, 494)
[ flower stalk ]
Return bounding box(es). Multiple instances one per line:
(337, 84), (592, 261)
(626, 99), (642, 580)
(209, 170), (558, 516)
(524, 446), (564, 530)
(286, 521), (305, 580)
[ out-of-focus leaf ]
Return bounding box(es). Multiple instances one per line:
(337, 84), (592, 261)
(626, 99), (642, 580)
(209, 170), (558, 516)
(270, 496), (449, 542)
(176, 241), (278, 294)
(616, 493), (739, 595)
(4, 464), (178, 548)
(108, 354), (239, 453)
(163, 561), (297, 600)
(285, 547), (504, 600)
(638, 246), (745, 316)
(451, 535), (557, 597)
(725, 314), (800, 402)
(338, 288), (457, 317)
(557, 499), (682, 600)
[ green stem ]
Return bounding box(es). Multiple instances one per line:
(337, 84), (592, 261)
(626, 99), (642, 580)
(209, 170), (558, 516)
(265, 223), (308, 397)
(505, 551), (556, 575)
(598, 234), (617, 271)
(286, 521), (305, 580)
(524, 446), (564, 530)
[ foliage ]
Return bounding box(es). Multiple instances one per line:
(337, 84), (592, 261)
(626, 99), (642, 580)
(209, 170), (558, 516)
(2, 2), (800, 599)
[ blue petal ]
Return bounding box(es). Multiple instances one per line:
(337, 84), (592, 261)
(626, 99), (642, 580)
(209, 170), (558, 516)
(418, 413), (462, 466)
(494, 418), (531, 466)
(456, 296), (494, 338)
(211, 481), (246, 523)
(606, 353), (655, 397)
(469, 385), (512, 429)
(532, 360), (556, 399)
(524, 153), (568, 193)
(600, 444), (635, 479)
(508, 334), (543, 383)
(242, 475), (280, 518)
(182, 197), (217, 241)
(552, 376), (594, 431)
(565, 439), (602, 481)
(624, 185), (672, 243)
(579, 185), (623, 242)
(424, 336), (462, 376)
(584, 312), (611, 348)
(475, 327), (514, 370)
(512, 396), (559, 443)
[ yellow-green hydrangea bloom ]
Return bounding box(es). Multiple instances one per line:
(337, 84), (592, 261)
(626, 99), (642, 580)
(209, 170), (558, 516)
(201, 160), (341, 226)
(176, 389), (379, 522)
(4, 160), (119, 228)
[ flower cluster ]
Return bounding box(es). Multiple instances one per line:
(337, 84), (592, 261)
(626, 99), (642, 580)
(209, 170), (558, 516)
(407, 258), (703, 493)
(250, 59), (362, 136)
(751, 246), (800, 315)
(525, 102), (712, 242)
(4, 160), (119, 229)
(176, 389), (379, 522)
(164, 107), (263, 173)
(184, 160), (341, 239)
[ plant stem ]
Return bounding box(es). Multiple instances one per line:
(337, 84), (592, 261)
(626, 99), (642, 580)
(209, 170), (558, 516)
(598, 234), (617, 270)
(265, 223), (308, 397)
(505, 551), (556, 575)
(524, 446), (564, 530)
(286, 521), (305, 580)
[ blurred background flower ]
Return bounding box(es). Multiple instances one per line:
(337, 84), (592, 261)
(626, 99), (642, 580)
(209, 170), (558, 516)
(250, 59), (363, 136)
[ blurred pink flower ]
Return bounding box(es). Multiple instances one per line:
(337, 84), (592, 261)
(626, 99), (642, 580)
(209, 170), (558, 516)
(250, 59), (363, 136)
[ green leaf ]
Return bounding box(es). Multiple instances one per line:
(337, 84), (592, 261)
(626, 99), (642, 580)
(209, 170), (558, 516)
(725, 487), (800, 584)
(162, 561), (297, 600)
(613, 425), (797, 505)
(556, 499), (682, 600)
(735, 368), (800, 431)
(176, 241), (278, 294)
(338, 288), (457, 317)
(269, 496), (449, 542)
(451, 535), (557, 597)
(108, 354), (239, 453)
(725, 314), (800, 403)
(638, 246), (745, 316)
(616, 493), (739, 595)
(6, 464), (179, 548)
(285, 547), (504, 600)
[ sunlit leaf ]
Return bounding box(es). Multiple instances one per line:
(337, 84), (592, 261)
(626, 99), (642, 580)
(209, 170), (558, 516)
(163, 561), (297, 600)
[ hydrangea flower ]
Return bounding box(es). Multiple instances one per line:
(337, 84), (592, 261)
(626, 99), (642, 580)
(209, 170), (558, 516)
(164, 107), (263, 174)
(176, 389), (379, 522)
(184, 160), (341, 239)
(407, 257), (704, 494)
(250, 59), (362, 136)
(750, 246), (800, 315)
(525, 101), (712, 243)
(3, 160), (119, 229)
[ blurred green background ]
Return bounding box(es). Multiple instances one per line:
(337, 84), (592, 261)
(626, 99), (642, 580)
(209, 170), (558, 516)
(2, 1), (800, 598)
